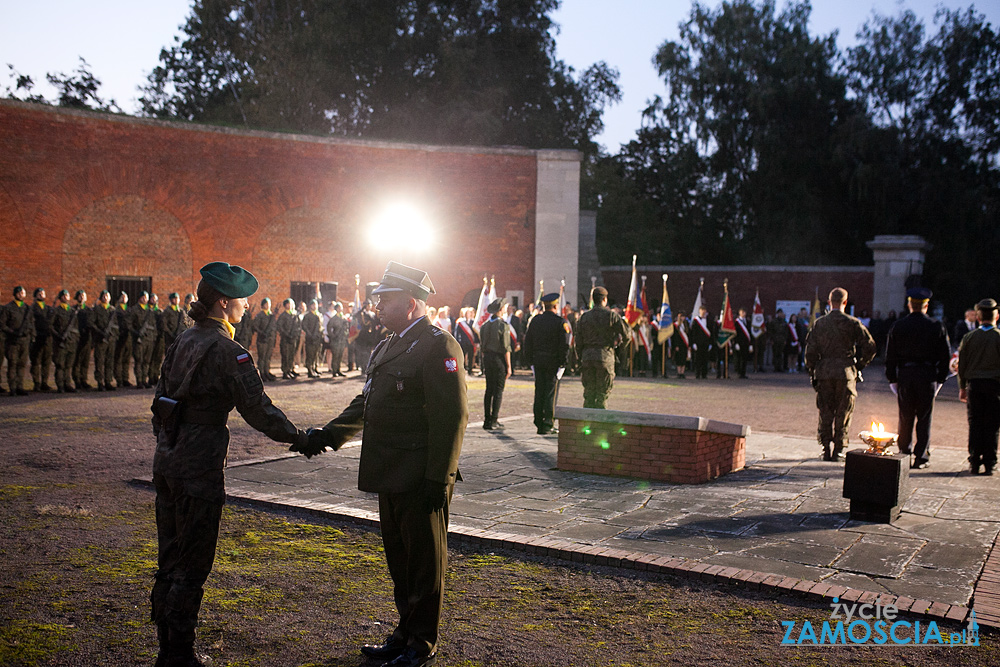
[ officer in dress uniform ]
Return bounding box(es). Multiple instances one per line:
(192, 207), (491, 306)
(50, 289), (79, 393)
(804, 288), (876, 461)
(574, 286), (630, 409)
(150, 262), (308, 667)
(479, 298), (511, 430)
(3, 286), (34, 395)
(304, 261), (468, 667)
(91, 290), (116, 391)
(252, 298), (278, 381)
(522, 292), (570, 434)
(884, 287), (952, 469)
(958, 298), (1000, 475)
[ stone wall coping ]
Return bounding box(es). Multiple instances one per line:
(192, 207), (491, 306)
(555, 406), (750, 438)
(601, 264), (874, 273)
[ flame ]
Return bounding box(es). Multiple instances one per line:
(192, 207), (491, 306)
(871, 421), (886, 434)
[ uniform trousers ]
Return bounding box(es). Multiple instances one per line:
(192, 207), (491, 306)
(304, 339), (322, 374)
(114, 335), (132, 385)
(581, 359), (614, 409)
(896, 367), (936, 463)
(968, 379), (1000, 469)
(279, 337), (297, 374)
(482, 351), (507, 426)
(152, 473), (224, 647)
(133, 336), (154, 386)
(692, 345), (711, 379)
(93, 339), (114, 387)
(73, 337), (92, 387)
(53, 337), (78, 390)
(379, 488), (451, 656)
(532, 364), (559, 431)
(257, 337), (275, 377)
(6, 337), (30, 392)
(815, 378), (857, 453)
(30, 337), (52, 388)
(329, 342), (346, 374)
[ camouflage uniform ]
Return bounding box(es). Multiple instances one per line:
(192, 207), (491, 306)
(113, 304), (132, 387)
(30, 301), (54, 390)
(50, 303), (79, 392)
(326, 313), (349, 375)
(148, 306), (166, 385)
(129, 304), (158, 387)
(90, 302), (117, 390)
(2, 300), (35, 394)
(301, 310), (323, 376)
(277, 310), (300, 376)
(252, 310), (278, 379)
(574, 305), (630, 409)
(72, 304), (92, 389)
(150, 319), (306, 660)
(804, 310), (876, 458)
(161, 305), (187, 351)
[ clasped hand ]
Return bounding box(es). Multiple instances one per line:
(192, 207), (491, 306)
(290, 428), (334, 458)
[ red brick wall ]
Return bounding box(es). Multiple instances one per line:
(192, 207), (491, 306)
(0, 101), (538, 309)
(557, 418), (746, 484)
(600, 267), (876, 317)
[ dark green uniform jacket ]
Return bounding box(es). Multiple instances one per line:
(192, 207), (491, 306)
(319, 317), (468, 493)
(575, 305), (629, 364)
(804, 310), (876, 380)
(151, 319), (306, 494)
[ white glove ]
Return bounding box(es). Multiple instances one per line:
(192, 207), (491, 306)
(890, 383), (898, 396)
(692, 344), (697, 351)
(557, 367), (565, 380)
(933, 382), (942, 397)
(735, 344), (741, 351)
(749, 346), (753, 353)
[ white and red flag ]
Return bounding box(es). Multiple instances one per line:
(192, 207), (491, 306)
(751, 289), (765, 339)
(624, 255), (641, 326)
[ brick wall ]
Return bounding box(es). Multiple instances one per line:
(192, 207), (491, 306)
(0, 101), (546, 310)
(600, 266), (876, 317)
(555, 408), (748, 484)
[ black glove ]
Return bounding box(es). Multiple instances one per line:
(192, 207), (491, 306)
(289, 428), (330, 458)
(421, 479), (449, 513)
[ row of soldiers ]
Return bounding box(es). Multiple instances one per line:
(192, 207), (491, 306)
(0, 286), (193, 395)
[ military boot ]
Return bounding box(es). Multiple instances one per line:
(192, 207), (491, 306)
(154, 625), (170, 667)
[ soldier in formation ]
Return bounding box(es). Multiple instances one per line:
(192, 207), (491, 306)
(574, 286), (630, 409)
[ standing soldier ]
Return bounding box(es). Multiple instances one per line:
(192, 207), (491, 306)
(72, 291), (93, 390)
(277, 298), (300, 379)
(301, 299), (324, 378)
(161, 293), (187, 351)
(355, 300), (380, 373)
(150, 262), (309, 666)
(958, 298), (1000, 475)
(574, 286), (630, 409)
(50, 289), (80, 393)
(671, 311), (690, 379)
(0, 297), (6, 393)
(326, 302), (349, 377)
(479, 298), (512, 430)
(304, 261), (467, 667)
(884, 287), (952, 469)
(3, 286), (35, 396)
(253, 298), (278, 381)
(113, 292), (132, 387)
(91, 290), (116, 391)
(129, 291), (157, 388)
(521, 293), (570, 435)
(233, 300), (255, 350)
(148, 294), (166, 386)
(30, 287), (54, 391)
(804, 288), (877, 462)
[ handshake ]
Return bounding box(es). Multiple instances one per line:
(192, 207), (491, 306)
(289, 428), (336, 458)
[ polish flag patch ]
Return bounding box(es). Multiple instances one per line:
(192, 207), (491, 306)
(444, 358), (458, 373)
(236, 352), (251, 364)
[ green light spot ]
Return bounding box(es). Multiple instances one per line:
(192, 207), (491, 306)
(582, 426), (592, 435)
(619, 428), (628, 436)
(600, 440), (610, 450)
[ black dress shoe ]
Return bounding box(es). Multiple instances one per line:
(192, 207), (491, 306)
(482, 422), (493, 430)
(492, 422), (504, 430)
(360, 637), (406, 660)
(830, 451), (845, 462)
(383, 648), (436, 667)
(985, 466), (994, 476)
(972, 464), (982, 475)
(911, 461), (930, 470)
(15, 388), (29, 396)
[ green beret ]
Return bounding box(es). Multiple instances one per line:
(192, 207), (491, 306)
(199, 261), (259, 299)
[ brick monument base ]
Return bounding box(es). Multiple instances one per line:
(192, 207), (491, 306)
(554, 407), (749, 484)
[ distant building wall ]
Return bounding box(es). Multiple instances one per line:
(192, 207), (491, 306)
(0, 100), (580, 311)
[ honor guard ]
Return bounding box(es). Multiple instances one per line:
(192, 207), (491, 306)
(50, 289), (79, 393)
(3, 286), (35, 395)
(522, 292), (570, 434)
(958, 298), (1000, 475)
(72, 291), (92, 389)
(91, 290), (116, 391)
(30, 287), (54, 391)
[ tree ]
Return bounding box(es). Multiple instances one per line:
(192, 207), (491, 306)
(140, 0), (619, 156)
(4, 58), (120, 113)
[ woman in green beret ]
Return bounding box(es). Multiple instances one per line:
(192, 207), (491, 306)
(149, 262), (310, 667)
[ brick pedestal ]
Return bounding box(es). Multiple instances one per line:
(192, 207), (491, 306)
(555, 407), (749, 484)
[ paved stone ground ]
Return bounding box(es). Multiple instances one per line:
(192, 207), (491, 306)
(214, 413), (998, 615)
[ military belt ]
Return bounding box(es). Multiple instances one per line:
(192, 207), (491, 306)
(180, 407), (230, 426)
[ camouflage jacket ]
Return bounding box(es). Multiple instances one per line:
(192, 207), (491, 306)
(50, 304), (79, 345)
(574, 305), (630, 364)
(804, 310), (876, 380)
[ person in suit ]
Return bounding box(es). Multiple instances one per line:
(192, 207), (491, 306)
(954, 308), (978, 349)
(689, 305), (714, 379)
(958, 298), (1000, 475)
(453, 307), (479, 375)
(733, 308), (753, 379)
(303, 261), (467, 667)
(885, 287), (952, 469)
(671, 311), (690, 378)
(521, 292), (570, 435)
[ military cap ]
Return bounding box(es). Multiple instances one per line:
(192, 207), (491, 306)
(168, 292), (179, 299)
(591, 286), (608, 300)
(13, 285), (24, 297)
(977, 298), (998, 312)
(199, 261), (259, 299)
(74, 290), (85, 300)
(487, 298), (505, 314)
(541, 292), (560, 304)
(33, 287), (44, 298)
(56, 289), (69, 299)
(371, 261), (435, 301)
(906, 287), (932, 301)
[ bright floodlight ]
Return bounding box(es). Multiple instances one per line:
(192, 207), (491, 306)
(368, 202), (434, 252)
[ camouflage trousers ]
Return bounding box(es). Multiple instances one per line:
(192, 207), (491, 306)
(581, 360), (615, 409)
(815, 378), (857, 452)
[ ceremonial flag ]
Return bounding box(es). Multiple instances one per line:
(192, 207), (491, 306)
(811, 287), (823, 326)
(637, 275), (648, 313)
(536, 279), (544, 307)
(657, 274), (674, 343)
(636, 322), (652, 362)
(473, 275), (490, 332)
(624, 255), (641, 325)
(692, 277), (705, 318)
(348, 274), (362, 343)
(559, 279), (566, 315)
(716, 280), (736, 347)
(751, 289), (765, 339)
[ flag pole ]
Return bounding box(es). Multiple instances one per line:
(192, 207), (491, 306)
(661, 273), (668, 378)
